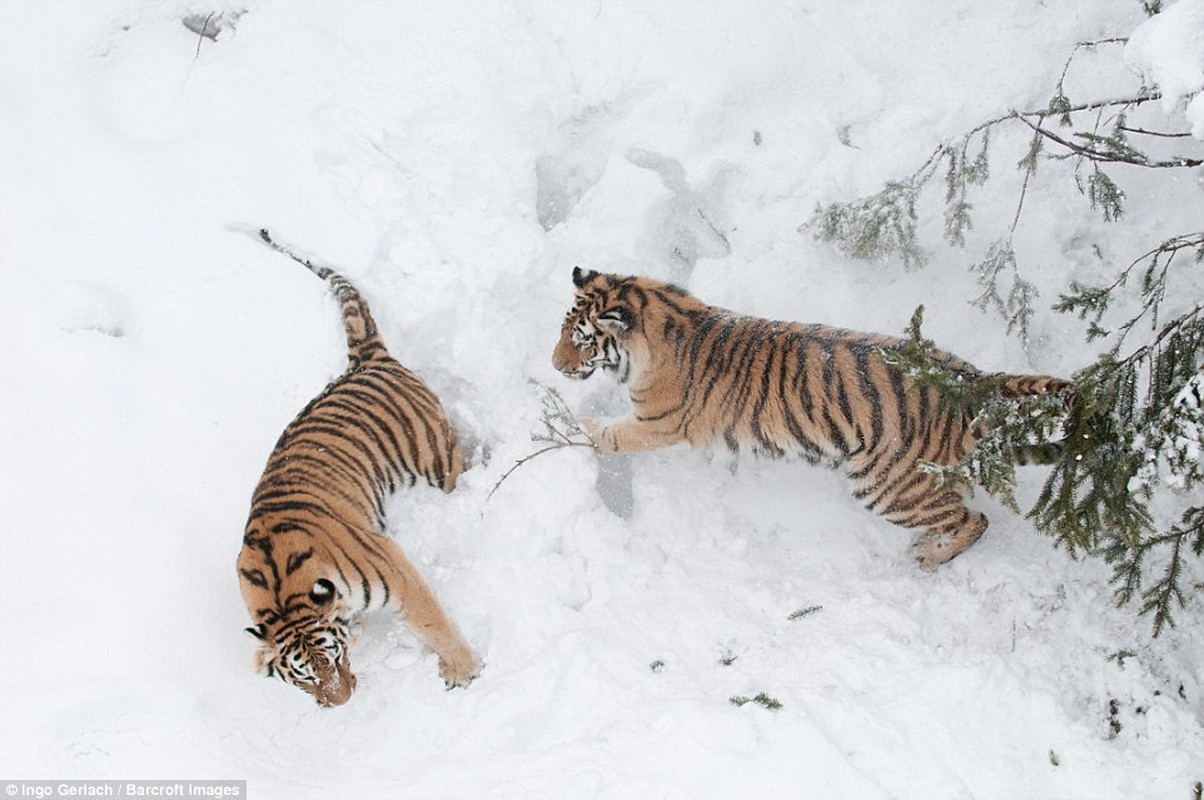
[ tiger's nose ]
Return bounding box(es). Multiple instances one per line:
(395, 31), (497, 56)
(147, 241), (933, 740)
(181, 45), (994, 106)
(313, 662), (357, 707)
(552, 340), (577, 374)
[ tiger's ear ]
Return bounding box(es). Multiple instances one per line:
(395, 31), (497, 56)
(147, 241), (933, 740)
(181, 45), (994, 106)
(572, 266), (598, 288)
(245, 623), (267, 640)
(597, 305), (636, 334)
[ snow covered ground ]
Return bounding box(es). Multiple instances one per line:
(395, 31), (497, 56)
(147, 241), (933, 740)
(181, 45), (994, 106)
(1, 1), (1201, 798)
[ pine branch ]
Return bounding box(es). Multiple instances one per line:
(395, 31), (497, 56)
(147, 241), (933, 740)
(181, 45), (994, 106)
(807, 34), (1203, 635)
(1085, 168), (1125, 222)
(1012, 114), (1203, 168)
(879, 305), (997, 412)
(1108, 507), (1204, 636)
(1118, 292), (1204, 357)
(882, 307), (1067, 512)
(943, 129), (991, 247)
(1053, 233), (1204, 343)
(1011, 91), (1162, 123)
(1139, 533), (1185, 635)
(1029, 355), (1153, 553)
(805, 31), (1174, 323)
(882, 305), (1199, 637)
(956, 89), (1160, 141)
(730, 692), (783, 711)
(808, 180), (930, 270)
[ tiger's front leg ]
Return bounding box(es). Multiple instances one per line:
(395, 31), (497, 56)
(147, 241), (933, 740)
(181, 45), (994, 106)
(580, 416), (684, 453)
(380, 539), (481, 688)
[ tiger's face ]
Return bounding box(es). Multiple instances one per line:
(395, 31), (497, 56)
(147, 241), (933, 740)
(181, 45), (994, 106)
(238, 538), (358, 707)
(552, 267), (638, 383)
(245, 592), (357, 707)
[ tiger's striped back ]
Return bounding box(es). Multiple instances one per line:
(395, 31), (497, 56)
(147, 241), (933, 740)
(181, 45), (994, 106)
(553, 267), (1071, 568)
(250, 354), (463, 532)
(248, 229), (463, 529)
(237, 231), (475, 707)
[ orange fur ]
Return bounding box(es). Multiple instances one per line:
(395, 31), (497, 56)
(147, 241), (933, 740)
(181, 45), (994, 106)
(237, 232), (478, 706)
(553, 267), (1070, 567)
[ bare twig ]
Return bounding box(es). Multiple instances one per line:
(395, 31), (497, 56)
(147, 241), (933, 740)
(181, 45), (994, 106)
(194, 12), (213, 59)
(1055, 38), (1129, 90)
(1117, 126), (1194, 139)
(485, 441), (594, 502)
(1010, 130), (1040, 234)
(485, 383), (596, 502)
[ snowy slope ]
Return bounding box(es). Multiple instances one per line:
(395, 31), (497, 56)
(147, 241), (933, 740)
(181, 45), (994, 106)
(1, 1), (1200, 798)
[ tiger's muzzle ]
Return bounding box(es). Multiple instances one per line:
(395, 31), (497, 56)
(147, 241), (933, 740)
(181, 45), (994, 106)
(310, 656), (357, 708)
(552, 338), (594, 379)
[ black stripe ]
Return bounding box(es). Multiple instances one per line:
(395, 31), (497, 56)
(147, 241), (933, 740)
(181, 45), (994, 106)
(285, 548), (315, 576)
(854, 348), (884, 451)
(241, 568), (269, 589)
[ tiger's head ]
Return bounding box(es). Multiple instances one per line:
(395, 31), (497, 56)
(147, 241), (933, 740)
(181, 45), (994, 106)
(238, 534), (358, 707)
(552, 267), (643, 383)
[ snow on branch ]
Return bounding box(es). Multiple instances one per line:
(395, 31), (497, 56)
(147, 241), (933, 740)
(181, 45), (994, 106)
(809, 23), (1204, 636)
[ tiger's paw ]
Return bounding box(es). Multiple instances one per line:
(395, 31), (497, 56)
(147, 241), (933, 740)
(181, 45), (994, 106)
(910, 522), (985, 570)
(910, 534), (952, 571)
(578, 417), (616, 453)
(439, 651), (482, 689)
(578, 416), (602, 443)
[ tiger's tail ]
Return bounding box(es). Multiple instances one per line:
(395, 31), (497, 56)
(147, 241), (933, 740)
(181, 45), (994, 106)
(256, 228), (388, 364)
(991, 372), (1075, 465)
(995, 374), (1073, 399)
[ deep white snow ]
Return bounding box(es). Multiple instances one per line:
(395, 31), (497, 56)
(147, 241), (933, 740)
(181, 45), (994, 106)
(1126, 0), (1204, 137)
(1, 2), (1201, 799)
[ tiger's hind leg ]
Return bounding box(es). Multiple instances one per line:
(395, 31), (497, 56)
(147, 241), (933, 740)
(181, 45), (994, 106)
(850, 453), (988, 569)
(901, 494), (988, 569)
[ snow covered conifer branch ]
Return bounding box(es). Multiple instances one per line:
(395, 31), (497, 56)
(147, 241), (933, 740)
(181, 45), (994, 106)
(806, 25), (1200, 347)
(819, 9), (1204, 635)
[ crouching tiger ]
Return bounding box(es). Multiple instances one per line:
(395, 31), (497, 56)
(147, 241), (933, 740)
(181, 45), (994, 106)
(237, 229), (480, 707)
(552, 267), (1071, 568)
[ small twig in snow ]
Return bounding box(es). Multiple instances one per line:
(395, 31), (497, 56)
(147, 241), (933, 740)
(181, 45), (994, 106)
(485, 383), (595, 502)
(194, 12), (214, 59)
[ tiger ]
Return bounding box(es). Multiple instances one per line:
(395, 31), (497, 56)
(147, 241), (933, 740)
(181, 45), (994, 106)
(236, 229), (480, 707)
(552, 267), (1071, 568)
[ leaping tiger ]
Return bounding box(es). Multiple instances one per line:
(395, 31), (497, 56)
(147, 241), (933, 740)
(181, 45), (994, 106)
(237, 229), (480, 707)
(552, 267), (1070, 568)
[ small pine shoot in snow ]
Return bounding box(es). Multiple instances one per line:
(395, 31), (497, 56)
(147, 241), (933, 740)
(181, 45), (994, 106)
(730, 693), (783, 711)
